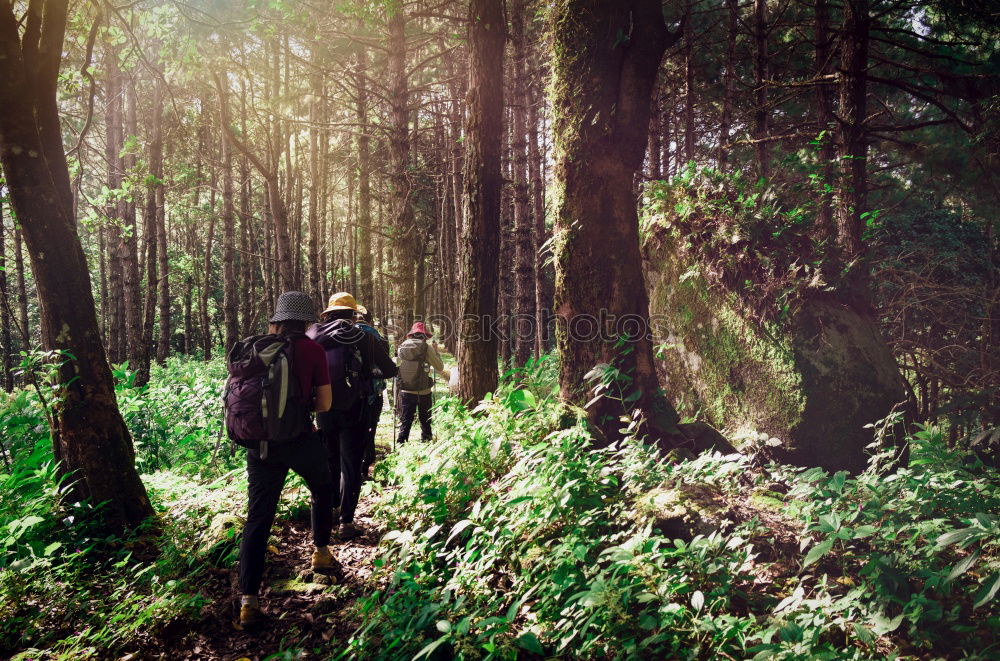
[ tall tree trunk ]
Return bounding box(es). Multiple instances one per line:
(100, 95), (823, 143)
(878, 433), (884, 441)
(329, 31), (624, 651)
(457, 0), (505, 404)
(511, 0), (535, 368)
(499, 114), (514, 368)
(835, 0), (870, 298)
(529, 61), (548, 359)
(105, 43), (124, 364)
(815, 0), (836, 240)
(0, 202), (12, 392)
(387, 5), (417, 335)
(719, 0), (738, 172)
(550, 0), (684, 447)
(221, 130), (238, 354)
(683, 0), (696, 163)
(155, 145), (170, 364)
(355, 43), (374, 307)
(308, 48), (321, 307)
(0, 0), (153, 529)
(263, 195), (275, 311)
(200, 129), (216, 361)
(646, 83), (662, 179)
(238, 83), (255, 336)
(123, 79), (142, 373)
(138, 79), (163, 386)
(753, 0), (770, 178)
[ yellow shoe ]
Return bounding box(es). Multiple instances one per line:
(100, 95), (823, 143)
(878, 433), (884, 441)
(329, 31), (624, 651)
(311, 546), (336, 571)
(239, 603), (265, 629)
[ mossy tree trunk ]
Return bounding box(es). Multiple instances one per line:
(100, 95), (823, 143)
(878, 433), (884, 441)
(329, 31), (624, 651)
(511, 0), (536, 368)
(456, 0), (505, 405)
(550, 0), (684, 447)
(0, 0), (153, 530)
(0, 202), (12, 392)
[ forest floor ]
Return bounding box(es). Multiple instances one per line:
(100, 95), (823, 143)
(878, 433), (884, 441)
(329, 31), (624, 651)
(134, 477), (384, 661)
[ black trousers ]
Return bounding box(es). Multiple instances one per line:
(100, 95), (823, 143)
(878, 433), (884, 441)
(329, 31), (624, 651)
(361, 394), (384, 476)
(238, 432), (333, 596)
(318, 403), (367, 525)
(397, 392), (432, 445)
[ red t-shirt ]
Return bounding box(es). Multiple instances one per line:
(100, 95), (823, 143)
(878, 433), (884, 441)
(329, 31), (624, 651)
(292, 336), (330, 405)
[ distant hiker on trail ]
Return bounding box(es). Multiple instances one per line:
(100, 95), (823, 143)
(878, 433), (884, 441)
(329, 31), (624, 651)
(396, 321), (445, 445)
(224, 291), (339, 630)
(309, 293), (397, 541)
(355, 304), (389, 479)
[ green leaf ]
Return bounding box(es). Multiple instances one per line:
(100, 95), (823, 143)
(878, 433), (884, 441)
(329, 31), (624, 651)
(936, 528), (974, 548)
(974, 572), (1000, 609)
(803, 538), (834, 568)
(852, 525), (878, 539)
(515, 632), (544, 654)
(446, 519), (473, 546)
(413, 635), (448, 660)
(871, 612), (903, 636)
(944, 551), (979, 585)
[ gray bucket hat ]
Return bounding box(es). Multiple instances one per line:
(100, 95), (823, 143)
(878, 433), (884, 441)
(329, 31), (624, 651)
(270, 291), (316, 323)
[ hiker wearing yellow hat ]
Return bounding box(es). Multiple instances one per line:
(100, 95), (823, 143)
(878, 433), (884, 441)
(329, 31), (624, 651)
(322, 291), (359, 315)
(308, 292), (397, 541)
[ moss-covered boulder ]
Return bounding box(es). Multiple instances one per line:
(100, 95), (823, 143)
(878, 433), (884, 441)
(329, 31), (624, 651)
(643, 230), (908, 474)
(635, 482), (732, 540)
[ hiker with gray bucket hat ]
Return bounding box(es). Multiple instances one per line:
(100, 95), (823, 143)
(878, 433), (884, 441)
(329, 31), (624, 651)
(223, 291), (340, 629)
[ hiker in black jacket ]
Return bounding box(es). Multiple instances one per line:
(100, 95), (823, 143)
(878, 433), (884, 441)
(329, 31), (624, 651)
(308, 292), (397, 540)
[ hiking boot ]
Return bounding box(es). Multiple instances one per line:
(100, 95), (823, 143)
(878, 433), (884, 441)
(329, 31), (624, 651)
(338, 521), (363, 541)
(238, 602), (265, 630)
(311, 546), (337, 572)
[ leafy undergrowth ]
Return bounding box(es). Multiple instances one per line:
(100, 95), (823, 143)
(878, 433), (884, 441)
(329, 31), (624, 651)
(346, 359), (1000, 660)
(0, 358), (330, 659)
(1, 354), (999, 659)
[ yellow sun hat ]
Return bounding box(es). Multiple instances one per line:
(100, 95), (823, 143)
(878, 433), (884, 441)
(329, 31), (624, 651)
(322, 292), (359, 314)
(356, 304), (369, 315)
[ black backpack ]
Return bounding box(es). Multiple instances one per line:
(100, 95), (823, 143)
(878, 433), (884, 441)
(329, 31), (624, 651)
(322, 341), (371, 412)
(223, 333), (311, 455)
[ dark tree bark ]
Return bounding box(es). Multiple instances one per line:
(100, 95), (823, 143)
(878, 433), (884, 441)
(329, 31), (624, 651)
(0, 0), (153, 529)
(646, 83), (662, 179)
(307, 46), (322, 307)
(835, 0), (870, 297)
(355, 42), (374, 308)
(238, 82), (255, 336)
(753, 0), (770, 178)
(550, 0), (685, 447)
(0, 201), (12, 392)
(499, 113), (514, 367)
(528, 58), (548, 359)
(200, 139), (217, 361)
(718, 0), (738, 172)
(105, 42), (124, 364)
(815, 0), (836, 240)
(683, 0), (696, 163)
(123, 79), (142, 373)
(137, 78), (163, 386)
(511, 0), (535, 368)
(221, 127), (238, 354)
(457, 0), (505, 405)
(387, 6), (417, 334)
(155, 133), (170, 364)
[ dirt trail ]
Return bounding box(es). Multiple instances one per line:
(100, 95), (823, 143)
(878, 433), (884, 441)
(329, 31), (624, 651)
(139, 493), (383, 661)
